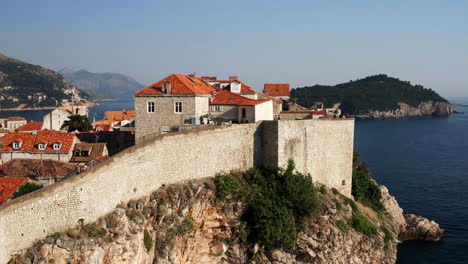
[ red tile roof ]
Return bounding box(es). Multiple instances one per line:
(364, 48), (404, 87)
(0, 132), (76, 153)
(216, 80), (257, 94)
(73, 101), (86, 106)
(211, 90), (269, 106)
(6, 116), (26, 121)
(16, 122), (43, 132)
(135, 74), (217, 95)
(264, 84), (290, 96)
(104, 110), (136, 121)
(0, 177), (28, 203)
(214, 79), (282, 103)
(0, 159), (78, 179)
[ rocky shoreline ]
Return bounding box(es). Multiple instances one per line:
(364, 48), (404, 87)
(9, 178), (443, 264)
(355, 101), (453, 119)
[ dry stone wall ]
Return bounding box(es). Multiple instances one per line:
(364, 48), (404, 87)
(0, 119), (354, 263)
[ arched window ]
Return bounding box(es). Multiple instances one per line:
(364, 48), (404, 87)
(38, 143), (47, 151)
(12, 141), (22, 150)
(53, 143), (62, 151)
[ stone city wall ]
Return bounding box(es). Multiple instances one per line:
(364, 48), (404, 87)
(0, 119), (354, 262)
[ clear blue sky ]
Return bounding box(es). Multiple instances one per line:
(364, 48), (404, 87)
(1, 0), (467, 97)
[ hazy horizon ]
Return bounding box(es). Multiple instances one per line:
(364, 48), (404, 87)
(1, 0), (467, 98)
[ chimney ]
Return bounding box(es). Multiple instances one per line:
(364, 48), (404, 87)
(188, 73), (196, 82)
(229, 76), (238, 81)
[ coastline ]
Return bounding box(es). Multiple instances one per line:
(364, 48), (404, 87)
(0, 103), (96, 111)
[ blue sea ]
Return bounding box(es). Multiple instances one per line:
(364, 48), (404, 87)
(1, 99), (467, 263)
(0, 100), (135, 122)
(355, 102), (468, 264)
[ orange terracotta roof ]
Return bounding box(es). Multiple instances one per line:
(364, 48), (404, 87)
(16, 122), (43, 132)
(104, 110), (136, 121)
(214, 80), (256, 94)
(211, 90), (269, 106)
(59, 106), (73, 113)
(256, 92), (283, 103)
(0, 132), (76, 153)
(6, 116), (26, 121)
(37, 130), (62, 135)
(135, 74), (217, 95)
(0, 133), (36, 152)
(0, 177), (28, 203)
(33, 133), (76, 152)
(94, 124), (112, 132)
(73, 101), (86, 106)
(264, 84), (290, 96)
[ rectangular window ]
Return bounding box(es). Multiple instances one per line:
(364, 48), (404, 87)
(241, 108), (246, 118)
(211, 106), (223, 112)
(175, 102), (183, 113)
(147, 102), (155, 113)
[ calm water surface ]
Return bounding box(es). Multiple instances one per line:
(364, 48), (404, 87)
(355, 104), (468, 264)
(0, 100), (134, 122)
(2, 100), (467, 263)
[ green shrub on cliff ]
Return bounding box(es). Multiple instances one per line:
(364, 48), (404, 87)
(352, 151), (385, 212)
(242, 160), (320, 250)
(351, 215), (377, 236)
(214, 173), (245, 200)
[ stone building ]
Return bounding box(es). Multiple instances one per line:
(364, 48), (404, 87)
(263, 83), (290, 101)
(15, 122), (43, 134)
(93, 110), (135, 132)
(210, 90), (273, 123)
(207, 77), (283, 118)
(134, 74), (217, 142)
(3, 117), (27, 131)
(135, 74), (277, 143)
(0, 132), (79, 163)
(42, 102), (88, 131)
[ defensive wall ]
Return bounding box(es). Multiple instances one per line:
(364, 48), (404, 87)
(0, 119), (354, 262)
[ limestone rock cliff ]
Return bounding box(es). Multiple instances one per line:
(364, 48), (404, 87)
(9, 178), (442, 264)
(357, 101), (453, 119)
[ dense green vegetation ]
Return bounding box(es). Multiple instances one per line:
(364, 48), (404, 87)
(61, 115), (93, 132)
(0, 54), (91, 108)
(291, 74), (447, 114)
(214, 174), (245, 201)
(214, 161), (320, 250)
(12, 182), (42, 199)
(352, 151), (385, 212)
(351, 214), (378, 236)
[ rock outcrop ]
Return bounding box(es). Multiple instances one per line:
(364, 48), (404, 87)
(379, 185), (444, 242)
(9, 179), (443, 264)
(399, 214), (444, 241)
(357, 101), (453, 119)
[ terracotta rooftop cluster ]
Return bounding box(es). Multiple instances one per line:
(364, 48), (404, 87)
(0, 132), (76, 152)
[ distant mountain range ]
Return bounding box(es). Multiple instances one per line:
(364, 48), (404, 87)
(59, 69), (145, 100)
(0, 54), (92, 109)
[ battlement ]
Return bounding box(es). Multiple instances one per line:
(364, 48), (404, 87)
(0, 119), (354, 262)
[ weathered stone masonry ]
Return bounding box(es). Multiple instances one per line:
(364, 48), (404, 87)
(0, 119), (354, 262)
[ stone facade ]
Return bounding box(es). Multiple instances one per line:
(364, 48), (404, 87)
(0, 152), (72, 164)
(0, 119), (354, 263)
(135, 95), (211, 143)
